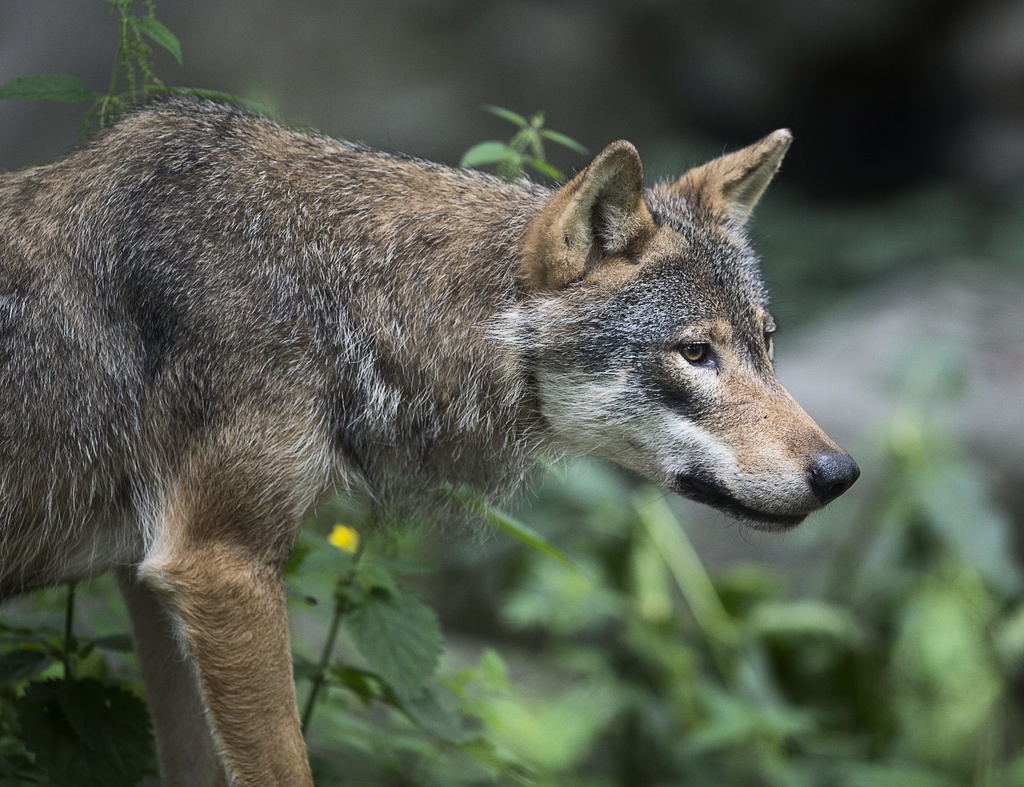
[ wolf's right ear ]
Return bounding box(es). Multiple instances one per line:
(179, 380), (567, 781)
(523, 141), (655, 291)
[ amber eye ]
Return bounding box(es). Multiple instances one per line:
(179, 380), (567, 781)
(679, 342), (709, 364)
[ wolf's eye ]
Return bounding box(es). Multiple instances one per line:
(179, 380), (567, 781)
(679, 343), (709, 364)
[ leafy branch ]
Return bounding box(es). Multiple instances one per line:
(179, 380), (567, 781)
(461, 105), (587, 183)
(0, 0), (246, 135)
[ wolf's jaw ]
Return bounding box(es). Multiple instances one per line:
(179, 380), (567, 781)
(671, 473), (808, 530)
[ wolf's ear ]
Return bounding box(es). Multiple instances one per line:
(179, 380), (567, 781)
(523, 140), (655, 291)
(669, 129), (792, 223)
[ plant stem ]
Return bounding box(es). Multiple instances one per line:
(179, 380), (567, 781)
(63, 582), (77, 680)
(635, 495), (739, 684)
(107, 13), (127, 100)
(300, 583), (349, 735)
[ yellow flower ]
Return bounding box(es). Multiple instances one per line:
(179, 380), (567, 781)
(328, 524), (360, 554)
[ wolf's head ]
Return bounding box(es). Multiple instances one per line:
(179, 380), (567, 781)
(520, 131), (859, 529)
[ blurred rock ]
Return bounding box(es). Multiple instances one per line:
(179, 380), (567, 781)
(779, 263), (1024, 496)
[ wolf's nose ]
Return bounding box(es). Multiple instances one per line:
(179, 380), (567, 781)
(809, 452), (860, 504)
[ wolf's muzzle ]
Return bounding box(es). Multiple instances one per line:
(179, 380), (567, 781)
(809, 452), (860, 504)
(672, 472), (807, 528)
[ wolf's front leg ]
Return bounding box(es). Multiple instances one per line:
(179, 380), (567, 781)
(139, 541), (312, 786)
(119, 569), (228, 787)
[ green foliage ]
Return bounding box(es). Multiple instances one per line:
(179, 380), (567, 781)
(0, 75), (95, 104)
(0, 610), (155, 785)
(0, 0), (248, 134)
(15, 678), (153, 787)
(346, 588), (441, 700)
(447, 484), (576, 569)
(0, 0), (161, 129)
(288, 517), (537, 784)
(131, 15), (182, 66)
(461, 105), (587, 183)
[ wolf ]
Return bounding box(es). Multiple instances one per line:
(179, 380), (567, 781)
(0, 97), (858, 785)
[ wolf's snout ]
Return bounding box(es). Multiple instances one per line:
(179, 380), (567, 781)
(809, 452), (860, 504)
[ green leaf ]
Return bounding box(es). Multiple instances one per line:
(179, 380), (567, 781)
(747, 600), (862, 645)
(346, 589), (441, 700)
(502, 556), (622, 635)
(292, 655), (320, 685)
(477, 648), (511, 693)
(0, 650), (53, 682)
(460, 141), (519, 169)
(482, 104), (529, 128)
(486, 508), (574, 567)
(516, 127), (544, 161)
(355, 558), (400, 597)
(393, 685), (471, 744)
(636, 494), (737, 647)
(630, 530), (673, 623)
(448, 486), (575, 568)
(131, 16), (183, 65)
(0, 75), (94, 103)
(523, 157), (565, 182)
(284, 537), (314, 577)
(541, 129), (588, 155)
(17, 678), (154, 787)
(0, 629), (53, 646)
(330, 664), (384, 705)
(476, 682), (621, 771)
(683, 685), (812, 756)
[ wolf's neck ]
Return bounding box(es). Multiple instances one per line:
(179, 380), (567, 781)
(313, 162), (548, 506)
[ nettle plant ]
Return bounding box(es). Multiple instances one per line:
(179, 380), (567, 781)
(459, 105), (588, 182)
(0, 0), (248, 132)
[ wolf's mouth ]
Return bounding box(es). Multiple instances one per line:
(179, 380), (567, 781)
(672, 473), (807, 530)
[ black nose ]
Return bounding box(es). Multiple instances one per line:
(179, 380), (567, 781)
(809, 452), (861, 504)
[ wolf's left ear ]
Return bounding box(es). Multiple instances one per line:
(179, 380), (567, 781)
(668, 129), (792, 223)
(523, 140), (655, 291)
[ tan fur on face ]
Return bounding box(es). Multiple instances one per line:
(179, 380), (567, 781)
(715, 377), (838, 473)
(673, 319), (844, 517)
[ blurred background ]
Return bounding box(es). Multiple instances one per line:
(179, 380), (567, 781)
(2, 1), (1024, 785)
